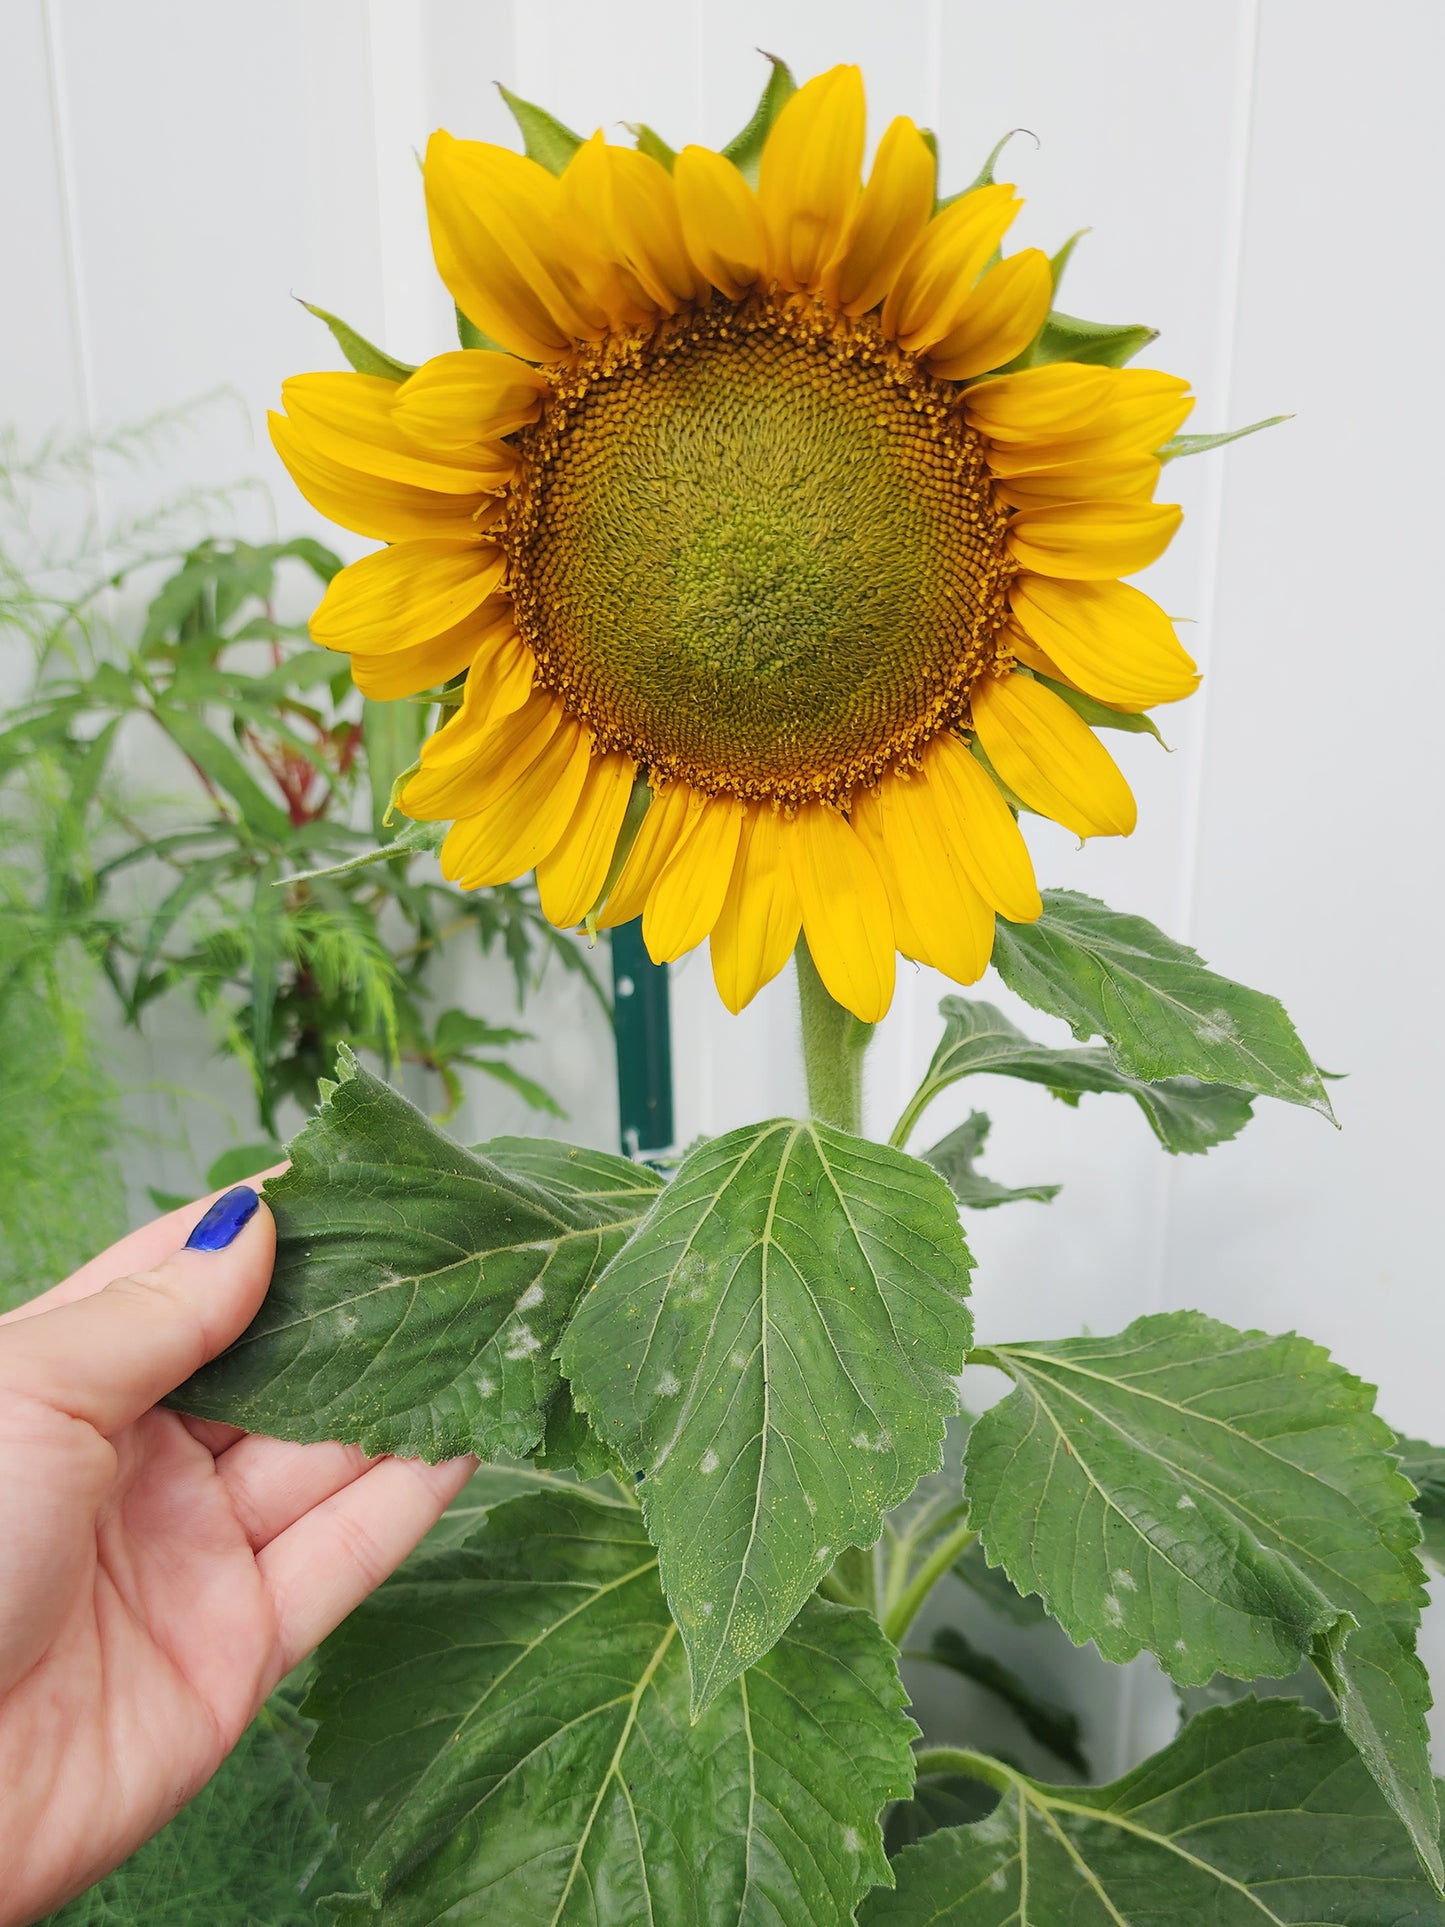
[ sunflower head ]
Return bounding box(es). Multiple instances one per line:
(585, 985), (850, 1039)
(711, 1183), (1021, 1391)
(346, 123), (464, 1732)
(274, 60), (1204, 1023)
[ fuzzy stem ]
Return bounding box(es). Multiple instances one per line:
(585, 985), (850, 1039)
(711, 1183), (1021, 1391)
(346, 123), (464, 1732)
(910, 1746), (1017, 1794)
(795, 936), (873, 1135)
(882, 1519), (978, 1647)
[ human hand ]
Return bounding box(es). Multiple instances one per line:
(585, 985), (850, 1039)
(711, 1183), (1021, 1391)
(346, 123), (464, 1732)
(0, 1184), (477, 1925)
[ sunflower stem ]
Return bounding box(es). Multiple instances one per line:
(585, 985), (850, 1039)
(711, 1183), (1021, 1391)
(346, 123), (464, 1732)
(796, 937), (873, 1135)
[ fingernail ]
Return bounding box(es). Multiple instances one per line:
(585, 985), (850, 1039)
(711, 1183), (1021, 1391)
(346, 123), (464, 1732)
(185, 1185), (260, 1252)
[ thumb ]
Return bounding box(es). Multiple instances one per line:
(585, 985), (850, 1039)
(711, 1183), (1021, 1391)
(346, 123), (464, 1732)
(0, 1187), (276, 1435)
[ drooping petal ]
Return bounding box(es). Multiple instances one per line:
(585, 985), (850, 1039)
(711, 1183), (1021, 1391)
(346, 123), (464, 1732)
(786, 802), (895, 1023)
(880, 184), (1021, 352)
(921, 732), (1042, 922)
(643, 793), (745, 963)
(1010, 574), (1199, 707)
(596, 780), (707, 928)
(756, 64), (866, 291)
(424, 131), (608, 360)
(392, 350), (549, 449)
(440, 716), (592, 889)
(1007, 500), (1182, 579)
(674, 145), (768, 300)
(401, 685), (562, 822)
(991, 454), (1160, 509)
(310, 538), (504, 658)
(535, 750), (637, 927)
(828, 116), (936, 316)
(710, 805), (803, 1014)
(268, 413), (488, 543)
(851, 775), (994, 986)
(280, 373), (515, 492)
(971, 673), (1137, 838)
(926, 249), (1053, 381)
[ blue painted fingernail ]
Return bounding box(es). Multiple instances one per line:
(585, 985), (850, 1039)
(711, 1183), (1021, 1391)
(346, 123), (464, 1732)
(185, 1185), (260, 1252)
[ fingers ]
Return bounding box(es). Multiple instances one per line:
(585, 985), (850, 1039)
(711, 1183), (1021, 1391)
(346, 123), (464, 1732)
(215, 1433), (376, 1549)
(0, 1164), (288, 1326)
(259, 1453), (477, 1680)
(0, 1191), (277, 1436)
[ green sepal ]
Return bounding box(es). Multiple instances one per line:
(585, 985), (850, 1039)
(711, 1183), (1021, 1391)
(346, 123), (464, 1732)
(1025, 308), (1159, 368)
(721, 53), (796, 185)
(1034, 671), (1167, 742)
(298, 299), (416, 381)
(628, 122), (677, 169)
(497, 83), (583, 173)
(959, 126), (1036, 198)
(1160, 414), (1291, 460)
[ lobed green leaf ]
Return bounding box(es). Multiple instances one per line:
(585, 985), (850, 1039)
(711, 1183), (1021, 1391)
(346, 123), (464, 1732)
(966, 1310), (1440, 1882)
(923, 1111), (1061, 1210)
(991, 892), (1334, 1116)
(169, 1052), (661, 1460)
(863, 1698), (1445, 1925)
(308, 1489), (915, 1925)
(563, 1120), (974, 1712)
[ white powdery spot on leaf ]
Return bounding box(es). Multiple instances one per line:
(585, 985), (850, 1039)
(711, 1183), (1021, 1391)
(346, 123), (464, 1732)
(700, 1449), (720, 1475)
(729, 1349), (749, 1370)
(1104, 1594), (1124, 1625)
(515, 1281), (545, 1312)
(1113, 1569), (1139, 1593)
(842, 1827), (860, 1854)
(656, 1371), (681, 1397)
(851, 1430), (892, 1454)
(990, 1869), (1008, 1893)
(816, 1546), (832, 1564)
(700, 1600), (714, 1617)
(1177, 1493), (1196, 1510)
(1175, 1638), (1189, 1653)
(504, 1324), (543, 1361)
(477, 1376), (496, 1398)
(1194, 1006), (1241, 1045)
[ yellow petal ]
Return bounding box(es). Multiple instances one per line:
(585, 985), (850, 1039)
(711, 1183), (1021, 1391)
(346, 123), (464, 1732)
(1010, 574), (1199, 707)
(828, 115), (936, 315)
(450, 614), (536, 726)
(280, 373), (514, 492)
(851, 774), (994, 985)
(565, 137), (707, 313)
(963, 362), (1118, 441)
(971, 674), (1137, 839)
(921, 732), (1042, 922)
(535, 750), (637, 927)
(392, 350), (549, 449)
(555, 134), (662, 329)
(786, 802), (895, 1023)
(424, 131), (607, 360)
(710, 805), (803, 1014)
(596, 780), (707, 928)
(401, 685), (560, 821)
(673, 145), (767, 300)
(344, 608), (489, 703)
(757, 64), (865, 291)
(1033, 370), (1193, 459)
(269, 413), (487, 543)
(880, 184), (1021, 352)
(991, 454), (1160, 509)
(643, 793), (745, 963)
(926, 249), (1053, 380)
(440, 717), (592, 889)
(310, 538), (504, 658)
(1007, 500), (1182, 579)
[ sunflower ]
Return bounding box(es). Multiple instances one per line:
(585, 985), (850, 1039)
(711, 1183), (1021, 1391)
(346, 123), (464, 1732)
(272, 63), (1201, 1024)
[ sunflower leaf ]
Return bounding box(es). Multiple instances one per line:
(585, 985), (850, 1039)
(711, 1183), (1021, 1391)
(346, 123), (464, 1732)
(860, 1699), (1445, 1925)
(168, 1050), (661, 1460)
(922, 1111), (1061, 1210)
(297, 300), (416, 382)
(916, 1626), (1088, 1774)
(306, 1489), (915, 1925)
(561, 1120), (974, 1713)
(1160, 414), (1291, 460)
(497, 83), (582, 173)
(1395, 1433), (1445, 1573)
(902, 996), (1255, 1157)
(721, 53), (797, 185)
(991, 890), (1335, 1117)
(966, 1311), (1441, 1885)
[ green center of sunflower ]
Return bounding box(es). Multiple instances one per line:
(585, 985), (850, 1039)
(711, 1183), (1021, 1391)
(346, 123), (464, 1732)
(505, 296), (1013, 805)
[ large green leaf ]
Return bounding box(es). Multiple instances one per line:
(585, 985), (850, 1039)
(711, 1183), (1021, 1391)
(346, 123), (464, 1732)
(967, 1312), (1439, 1882)
(896, 995), (1254, 1155)
(991, 892), (1334, 1116)
(861, 1698), (1445, 1925)
(562, 1121), (974, 1712)
(169, 1051), (661, 1459)
(308, 1489), (915, 1925)
(1397, 1433), (1445, 1571)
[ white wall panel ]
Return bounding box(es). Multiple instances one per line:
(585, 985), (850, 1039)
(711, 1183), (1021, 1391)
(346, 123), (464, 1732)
(3, 0), (1440, 1769)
